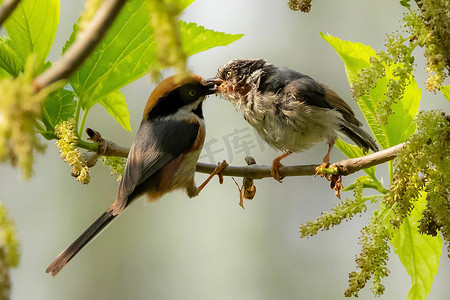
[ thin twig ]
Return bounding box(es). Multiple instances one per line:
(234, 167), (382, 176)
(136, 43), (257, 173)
(85, 128), (130, 157)
(196, 143), (404, 179)
(196, 162), (319, 179)
(0, 0), (21, 27)
(76, 128), (406, 179)
(33, 0), (127, 91)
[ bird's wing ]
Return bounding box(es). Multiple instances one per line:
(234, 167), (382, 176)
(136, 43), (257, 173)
(110, 118), (201, 215)
(283, 75), (361, 127)
(320, 83), (361, 126)
(283, 76), (332, 109)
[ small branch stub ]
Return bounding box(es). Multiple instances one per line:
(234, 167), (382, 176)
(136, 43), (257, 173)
(233, 156), (257, 208)
(243, 156), (257, 200)
(86, 128), (130, 158)
(82, 128), (130, 167)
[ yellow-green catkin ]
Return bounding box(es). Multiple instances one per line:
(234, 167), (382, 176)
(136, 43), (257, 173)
(55, 118), (90, 184)
(148, 0), (187, 79)
(0, 248), (11, 300)
(404, 0), (450, 92)
(100, 156), (126, 182)
(345, 208), (391, 297)
(384, 110), (450, 256)
(0, 202), (20, 300)
(0, 204), (19, 268)
(0, 55), (55, 179)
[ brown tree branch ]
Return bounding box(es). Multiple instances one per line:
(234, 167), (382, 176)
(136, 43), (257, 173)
(197, 143), (404, 179)
(0, 0), (21, 27)
(333, 143), (403, 176)
(85, 128), (130, 158)
(33, 0), (127, 91)
(79, 127), (406, 179)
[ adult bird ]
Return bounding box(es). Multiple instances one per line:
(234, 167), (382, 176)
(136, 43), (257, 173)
(46, 73), (225, 276)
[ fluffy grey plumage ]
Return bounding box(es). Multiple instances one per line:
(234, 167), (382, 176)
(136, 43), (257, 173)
(215, 59), (379, 155)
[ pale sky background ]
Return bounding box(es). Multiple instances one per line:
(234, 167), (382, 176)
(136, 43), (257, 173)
(0, 0), (449, 299)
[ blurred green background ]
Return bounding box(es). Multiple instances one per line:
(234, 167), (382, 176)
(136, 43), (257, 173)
(1, 0), (449, 299)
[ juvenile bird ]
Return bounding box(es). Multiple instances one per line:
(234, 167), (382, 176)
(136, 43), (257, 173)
(213, 59), (378, 181)
(46, 73), (224, 276)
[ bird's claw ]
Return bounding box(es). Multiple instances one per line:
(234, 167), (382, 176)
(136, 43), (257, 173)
(215, 160), (228, 184)
(270, 151), (292, 183)
(314, 162), (330, 179)
(271, 160), (284, 183)
(195, 160), (228, 195)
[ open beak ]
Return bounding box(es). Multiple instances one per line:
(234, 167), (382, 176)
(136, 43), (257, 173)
(203, 77), (224, 95)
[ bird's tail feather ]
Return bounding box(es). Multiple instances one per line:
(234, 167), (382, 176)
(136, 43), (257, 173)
(339, 122), (379, 153)
(46, 210), (116, 276)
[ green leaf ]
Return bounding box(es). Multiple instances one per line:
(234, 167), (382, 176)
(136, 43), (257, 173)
(335, 138), (377, 179)
(70, 0), (159, 106)
(179, 0), (196, 10)
(0, 37), (23, 76)
(384, 76), (421, 147)
(360, 92), (389, 149)
(342, 175), (380, 192)
(321, 33), (421, 148)
(97, 90), (131, 132)
(320, 32), (387, 148)
(335, 137), (366, 158)
(360, 74), (421, 149)
(62, 22), (78, 54)
(4, 0), (60, 68)
(320, 32), (376, 84)
(0, 67), (10, 79)
(66, 0), (243, 126)
(400, 0), (411, 8)
(390, 193), (442, 300)
(41, 88), (76, 131)
(180, 21), (244, 56)
(440, 85), (450, 102)
(67, 0), (157, 104)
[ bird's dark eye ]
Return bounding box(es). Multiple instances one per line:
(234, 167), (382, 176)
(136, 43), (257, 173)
(226, 71), (232, 79)
(189, 89), (196, 97)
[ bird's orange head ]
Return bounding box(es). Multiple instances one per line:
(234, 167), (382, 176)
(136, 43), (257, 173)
(143, 73), (216, 120)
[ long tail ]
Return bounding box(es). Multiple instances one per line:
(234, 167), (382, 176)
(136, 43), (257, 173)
(339, 121), (379, 152)
(46, 210), (116, 276)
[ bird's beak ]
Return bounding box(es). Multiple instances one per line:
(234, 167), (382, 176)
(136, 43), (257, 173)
(206, 77), (224, 85)
(204, 77), (224, 95)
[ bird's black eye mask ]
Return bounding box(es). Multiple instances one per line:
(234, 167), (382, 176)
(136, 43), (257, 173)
(178, 83), (204, 103)
(147, 83), (206, 120)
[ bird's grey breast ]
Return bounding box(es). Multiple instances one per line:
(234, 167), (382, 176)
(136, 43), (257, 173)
(239, 88), (342, 152)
